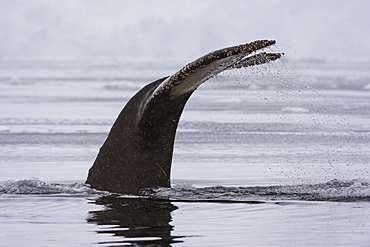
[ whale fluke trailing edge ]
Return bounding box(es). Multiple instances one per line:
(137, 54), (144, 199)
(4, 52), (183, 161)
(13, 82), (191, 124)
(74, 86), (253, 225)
(86, 40), (283, 194)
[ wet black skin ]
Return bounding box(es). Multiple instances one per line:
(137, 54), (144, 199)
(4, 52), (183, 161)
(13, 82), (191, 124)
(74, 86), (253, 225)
(86, 77), (194, 194)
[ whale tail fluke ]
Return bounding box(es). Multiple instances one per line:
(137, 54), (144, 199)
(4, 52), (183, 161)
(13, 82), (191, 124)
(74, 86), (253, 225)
(86, 40), (283, 194)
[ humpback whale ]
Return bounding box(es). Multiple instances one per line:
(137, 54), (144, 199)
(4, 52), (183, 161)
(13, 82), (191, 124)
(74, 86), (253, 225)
(86, 40), (283, 194)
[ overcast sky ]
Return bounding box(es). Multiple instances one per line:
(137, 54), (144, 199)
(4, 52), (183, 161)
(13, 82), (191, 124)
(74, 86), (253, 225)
(1, 0), (369, 61)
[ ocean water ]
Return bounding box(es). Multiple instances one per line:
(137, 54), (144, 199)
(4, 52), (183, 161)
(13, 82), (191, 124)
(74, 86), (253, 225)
(0, 59), (369, 246)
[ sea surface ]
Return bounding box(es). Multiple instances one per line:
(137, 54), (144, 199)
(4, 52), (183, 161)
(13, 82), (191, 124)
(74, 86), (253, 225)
(0, 58), (369, 246)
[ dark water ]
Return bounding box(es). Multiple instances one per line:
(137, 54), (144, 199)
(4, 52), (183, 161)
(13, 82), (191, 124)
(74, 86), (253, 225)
(0, 59), (369, 246)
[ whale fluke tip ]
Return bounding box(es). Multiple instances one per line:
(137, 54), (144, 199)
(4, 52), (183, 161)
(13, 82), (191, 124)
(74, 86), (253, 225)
(153, 40), (282, 99)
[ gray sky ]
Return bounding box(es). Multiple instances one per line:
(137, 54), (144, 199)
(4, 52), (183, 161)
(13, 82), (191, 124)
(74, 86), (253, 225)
(1, 0), (369, 60)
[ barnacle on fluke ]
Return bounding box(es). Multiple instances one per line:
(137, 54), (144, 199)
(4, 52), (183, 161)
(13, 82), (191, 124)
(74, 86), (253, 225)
(86, 40), (283, 194)
(154, 40), (279, 98)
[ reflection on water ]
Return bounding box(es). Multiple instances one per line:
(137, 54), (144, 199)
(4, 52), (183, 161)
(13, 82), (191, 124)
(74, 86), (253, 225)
(85, 178), (370, 246)
(87, 196), (183, 246)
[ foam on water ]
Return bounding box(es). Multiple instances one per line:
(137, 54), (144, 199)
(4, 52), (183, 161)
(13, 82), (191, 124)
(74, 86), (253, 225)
(0, 178), (107, 195)
(1, 178), (369, 203)
(147, 179), (370, 202)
